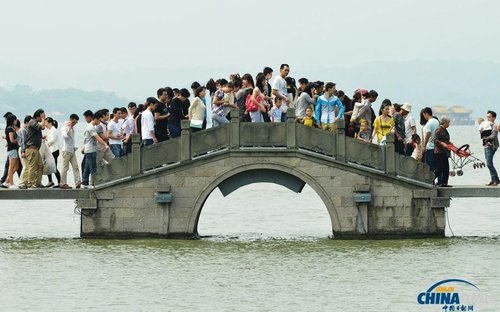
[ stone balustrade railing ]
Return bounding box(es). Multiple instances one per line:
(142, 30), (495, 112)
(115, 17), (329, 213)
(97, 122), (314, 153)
(92, 109), (434, 186)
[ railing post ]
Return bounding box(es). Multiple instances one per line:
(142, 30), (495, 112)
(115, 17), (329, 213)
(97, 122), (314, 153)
(385, 133), (396, 175)
(229, 108), (240, 149)
(286, 108), (296, 149)
(335, 118), (346, 162)
(131, 134), (142, 176)
(180, 120), (191, 162)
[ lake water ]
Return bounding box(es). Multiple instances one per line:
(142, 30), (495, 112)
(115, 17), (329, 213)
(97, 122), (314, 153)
(0, 124), (499, 311)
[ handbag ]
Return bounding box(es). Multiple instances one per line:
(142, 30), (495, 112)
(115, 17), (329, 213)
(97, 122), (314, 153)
(190, 119), (203, 129)
(40, 141), (57, 174)
(245, 94), (260, 112)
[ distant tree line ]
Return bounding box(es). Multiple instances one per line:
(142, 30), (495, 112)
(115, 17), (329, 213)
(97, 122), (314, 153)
(0, 85), (127, 119)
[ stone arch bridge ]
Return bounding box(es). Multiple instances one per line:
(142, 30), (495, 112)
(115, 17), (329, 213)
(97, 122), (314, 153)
(72, 109), (448, 238)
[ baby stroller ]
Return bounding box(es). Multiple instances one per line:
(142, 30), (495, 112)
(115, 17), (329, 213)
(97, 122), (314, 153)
(446, 143), (485, 177)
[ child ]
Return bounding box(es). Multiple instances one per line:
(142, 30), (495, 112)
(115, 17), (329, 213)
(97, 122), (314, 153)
(222, 82), (237, 117)
(410, 133), (423, 162)
(299, 106), (318, 128)
(355, 120), (371, 142)
(477, 117), (494, 146)
(268, 97), (283, 123)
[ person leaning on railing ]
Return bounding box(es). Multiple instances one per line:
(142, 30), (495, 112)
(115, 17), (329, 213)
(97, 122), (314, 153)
(315, 82), (345, 133)
(433, 117), (452, 187)
(391, 103), (406, 155)
(188, 86), (207, 132)
(168, 89), (190, 138)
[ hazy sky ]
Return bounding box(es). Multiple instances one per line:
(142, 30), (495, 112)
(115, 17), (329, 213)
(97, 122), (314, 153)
(1, 0), (499, 96)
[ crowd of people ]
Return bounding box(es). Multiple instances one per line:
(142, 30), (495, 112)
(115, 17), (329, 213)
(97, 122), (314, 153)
(1, 64), (499, 189)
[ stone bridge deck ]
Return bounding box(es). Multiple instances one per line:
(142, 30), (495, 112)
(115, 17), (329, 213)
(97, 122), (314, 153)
(436, 186), (500, 198)
(0, 188), (89, 200)
(1, 186), (498, 201)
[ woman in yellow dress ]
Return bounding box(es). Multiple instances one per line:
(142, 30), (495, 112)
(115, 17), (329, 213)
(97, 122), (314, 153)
(371, 102), (394, 144)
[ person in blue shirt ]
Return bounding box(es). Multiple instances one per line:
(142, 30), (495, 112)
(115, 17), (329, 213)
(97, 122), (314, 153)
(315, 82), (345, 132)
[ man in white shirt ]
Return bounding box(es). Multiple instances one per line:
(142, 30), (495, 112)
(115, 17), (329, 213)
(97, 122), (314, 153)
(60, 114), (81, 189)
(121, 104), (136, 155)
(96, 109), (115, 165)
(272, 64), (290, 122)
(82, 111), (109, 188)
(141, 97), (158, 147)
(107, 107), (124, 158)
(422, 107), (440, 173)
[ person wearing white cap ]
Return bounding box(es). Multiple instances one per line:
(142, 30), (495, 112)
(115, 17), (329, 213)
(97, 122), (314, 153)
(400, 102), (416, 156)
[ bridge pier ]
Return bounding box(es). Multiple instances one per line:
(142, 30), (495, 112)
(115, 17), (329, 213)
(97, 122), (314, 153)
(78, 156), (449, 239)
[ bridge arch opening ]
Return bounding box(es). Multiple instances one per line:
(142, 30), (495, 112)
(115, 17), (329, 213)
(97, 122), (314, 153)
(192, 166), (341, 238)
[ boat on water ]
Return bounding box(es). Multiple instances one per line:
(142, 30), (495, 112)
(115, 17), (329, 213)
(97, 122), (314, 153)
(432, 105), (474, 125)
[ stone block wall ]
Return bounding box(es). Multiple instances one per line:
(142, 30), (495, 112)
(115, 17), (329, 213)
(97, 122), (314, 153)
(81, 178), (170, 238)
(80, 152), (448, 239)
